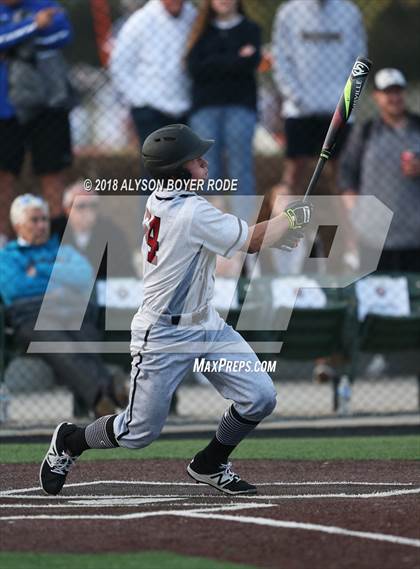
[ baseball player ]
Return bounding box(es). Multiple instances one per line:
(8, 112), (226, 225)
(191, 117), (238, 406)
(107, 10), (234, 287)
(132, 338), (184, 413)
(40, 124), (312, 496)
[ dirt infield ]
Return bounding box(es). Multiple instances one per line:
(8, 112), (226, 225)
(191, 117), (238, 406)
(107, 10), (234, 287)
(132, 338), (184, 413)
(1, 460), (419, 569)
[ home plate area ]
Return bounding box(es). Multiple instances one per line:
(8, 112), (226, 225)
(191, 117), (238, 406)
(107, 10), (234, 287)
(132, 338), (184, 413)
(0, 460), (419, 569)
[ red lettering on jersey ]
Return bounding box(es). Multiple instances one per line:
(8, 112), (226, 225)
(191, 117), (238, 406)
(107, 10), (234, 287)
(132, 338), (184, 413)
(146, 215), (161, 264)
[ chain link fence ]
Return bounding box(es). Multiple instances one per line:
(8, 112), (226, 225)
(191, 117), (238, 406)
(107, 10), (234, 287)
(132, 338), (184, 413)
(0, 0), (420, 427)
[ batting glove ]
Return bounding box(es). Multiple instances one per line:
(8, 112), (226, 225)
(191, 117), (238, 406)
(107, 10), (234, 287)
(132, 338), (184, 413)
(283, 200), (313, 230)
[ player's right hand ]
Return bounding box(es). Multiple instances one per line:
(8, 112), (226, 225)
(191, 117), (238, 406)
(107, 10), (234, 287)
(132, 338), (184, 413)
(282, 200), (313, 230)
(273, 229), (305, 252)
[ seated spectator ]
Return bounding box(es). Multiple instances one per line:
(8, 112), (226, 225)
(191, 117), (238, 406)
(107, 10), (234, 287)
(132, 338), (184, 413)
(51, 181), (135, 280)
(0, 194), (127, 417)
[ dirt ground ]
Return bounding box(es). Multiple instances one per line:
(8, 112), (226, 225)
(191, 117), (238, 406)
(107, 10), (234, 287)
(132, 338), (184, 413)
(1, 460), (419, 569)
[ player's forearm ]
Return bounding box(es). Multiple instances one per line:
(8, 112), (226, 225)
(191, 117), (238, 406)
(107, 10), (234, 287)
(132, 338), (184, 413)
(241, 214), (290, 253)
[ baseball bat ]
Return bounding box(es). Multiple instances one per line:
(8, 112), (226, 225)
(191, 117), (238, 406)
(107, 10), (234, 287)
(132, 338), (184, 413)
(303, 56), (372, 200)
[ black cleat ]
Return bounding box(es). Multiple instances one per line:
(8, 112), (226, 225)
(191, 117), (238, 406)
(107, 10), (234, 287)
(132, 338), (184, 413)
(187, 459), (257, 496)
(39, 422), (79, 495)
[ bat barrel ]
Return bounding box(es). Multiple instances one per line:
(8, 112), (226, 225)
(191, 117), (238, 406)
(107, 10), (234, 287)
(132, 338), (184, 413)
(303, 56), (373, 200)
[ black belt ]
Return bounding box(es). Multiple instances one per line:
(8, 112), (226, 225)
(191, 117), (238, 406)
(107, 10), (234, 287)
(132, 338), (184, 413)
(168, 307), (209, 326)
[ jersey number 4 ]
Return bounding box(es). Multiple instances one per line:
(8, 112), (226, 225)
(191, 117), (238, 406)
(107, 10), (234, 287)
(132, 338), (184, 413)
(146, 215), (161, 264)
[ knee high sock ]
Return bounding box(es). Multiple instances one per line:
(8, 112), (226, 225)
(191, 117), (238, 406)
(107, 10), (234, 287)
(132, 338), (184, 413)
(196, 405), (259, 469)
(65, 415), (118, 456)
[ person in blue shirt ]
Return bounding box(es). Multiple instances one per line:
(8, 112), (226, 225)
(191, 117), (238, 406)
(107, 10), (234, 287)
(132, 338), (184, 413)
(0, 0), (73, 242)
(0, 194), (127, 417)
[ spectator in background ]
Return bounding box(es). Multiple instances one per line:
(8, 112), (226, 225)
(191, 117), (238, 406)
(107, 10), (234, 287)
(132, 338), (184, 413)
(270, 0), (366, 272)
(0, 194), (127, 417)
(317, 68), (420, 401)
(186, 0), (261, 224)
(0, 0), (73, 243)
(272, 0), (366, 194)
(111, 0), (148, 40)
(110, 0), (196, 148)
(51, 181), (135, 280)
(340, 68), (420, 272)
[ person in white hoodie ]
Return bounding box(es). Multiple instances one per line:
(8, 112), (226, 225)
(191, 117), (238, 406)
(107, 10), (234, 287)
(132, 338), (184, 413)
(110, 0), (196, 146)
(272, 0), (367, 195)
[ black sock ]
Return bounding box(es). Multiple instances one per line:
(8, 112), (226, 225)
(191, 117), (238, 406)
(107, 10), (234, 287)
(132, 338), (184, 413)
(195, 436), (235, 470)
(194, 406), (259, 471)
(65, 427), (89, 456)
(65, 415), (118, 456)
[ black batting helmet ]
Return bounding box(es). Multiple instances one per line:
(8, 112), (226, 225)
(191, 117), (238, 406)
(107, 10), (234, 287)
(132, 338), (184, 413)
(142, 124), (213, 178)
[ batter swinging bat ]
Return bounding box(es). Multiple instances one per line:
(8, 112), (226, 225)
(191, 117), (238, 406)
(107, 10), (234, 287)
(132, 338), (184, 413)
(303, 56), (372, 200)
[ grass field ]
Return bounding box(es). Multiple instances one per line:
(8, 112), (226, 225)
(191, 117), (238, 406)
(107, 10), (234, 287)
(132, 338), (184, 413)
(0, 552), (256, 569)
(1, 435), (419, 464)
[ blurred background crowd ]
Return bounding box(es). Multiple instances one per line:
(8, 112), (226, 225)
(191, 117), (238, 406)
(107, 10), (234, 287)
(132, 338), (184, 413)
(0, 0), (419, 425)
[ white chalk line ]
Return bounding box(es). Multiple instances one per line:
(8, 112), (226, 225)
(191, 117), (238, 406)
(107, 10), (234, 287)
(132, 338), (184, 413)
(0, 502), (233, 509)
(1, 487), (419, 506)
(179, 511), (420, 549)
(0, 479), (415, 497)
(1, 501), (419, 549)
(0, 502), (269, 520)
(2, 479), (419, 550)
(0, 494), (211, 500)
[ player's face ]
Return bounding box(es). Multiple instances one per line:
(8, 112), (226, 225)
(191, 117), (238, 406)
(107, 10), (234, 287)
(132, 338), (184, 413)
(16, 207), (50, 245)
(373, 87), (406, 119)
(183, 157), (209, 180)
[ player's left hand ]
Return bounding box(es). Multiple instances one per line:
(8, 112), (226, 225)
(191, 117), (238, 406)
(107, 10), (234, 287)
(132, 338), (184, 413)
(283, 200), (313, 230)
(272, 229), (305, 251)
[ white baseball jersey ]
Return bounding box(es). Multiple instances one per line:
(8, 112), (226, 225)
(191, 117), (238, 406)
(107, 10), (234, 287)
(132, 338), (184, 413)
(139, 190), (249, 315)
